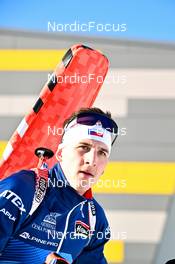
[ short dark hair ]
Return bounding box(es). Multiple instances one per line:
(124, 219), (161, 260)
(63, 107), (112, 128)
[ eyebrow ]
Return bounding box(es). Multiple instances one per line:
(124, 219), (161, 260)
(78, 142), (109, 154)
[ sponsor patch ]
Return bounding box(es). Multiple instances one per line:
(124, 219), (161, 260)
(89, 201), (96, 216)
(35, 177), (47, 203)
(0, 190), (26, 214)
(19, 232), (58, 247)
(75, 220), (90, 239)
(20, 232), (30, 239)
(41, 212), (60, 229)
(0, 208), (16, 222)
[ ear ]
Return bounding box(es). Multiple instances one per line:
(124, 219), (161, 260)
(56, 144), (63, 162)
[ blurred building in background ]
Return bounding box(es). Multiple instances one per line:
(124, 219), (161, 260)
(0, 26), (175, 264)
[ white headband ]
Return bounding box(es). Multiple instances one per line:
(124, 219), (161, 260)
(61, 122), (112, 154)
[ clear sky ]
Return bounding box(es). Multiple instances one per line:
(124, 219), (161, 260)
(0, 0), (175, 43)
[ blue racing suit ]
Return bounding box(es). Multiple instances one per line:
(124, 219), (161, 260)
(0, 163), (110, 263)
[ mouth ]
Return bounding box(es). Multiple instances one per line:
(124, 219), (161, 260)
(78, 171), (94, 177)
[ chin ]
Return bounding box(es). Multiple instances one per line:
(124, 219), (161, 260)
(77, 181), (90, 190)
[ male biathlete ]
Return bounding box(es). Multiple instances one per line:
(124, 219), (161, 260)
(0, 107), (118, 264)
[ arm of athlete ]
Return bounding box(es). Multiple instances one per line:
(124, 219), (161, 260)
(0, 170), (35, 252)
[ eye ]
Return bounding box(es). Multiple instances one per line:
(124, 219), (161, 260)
(78, 145), (90, 151)
(99, 150), (108, 157)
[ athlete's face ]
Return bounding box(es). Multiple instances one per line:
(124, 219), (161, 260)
(59, 139), (109, 195)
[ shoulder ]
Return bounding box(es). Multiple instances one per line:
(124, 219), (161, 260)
(0, 170), (36, 210)
(1, 170), (36, 191)
(0, 170), (37, 235)
(86, 198), (110, 251)
(92, 198), (108, 223)
(91, 198), (110, 236)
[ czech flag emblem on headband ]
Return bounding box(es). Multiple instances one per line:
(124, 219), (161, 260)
(88, 128), (104, 137)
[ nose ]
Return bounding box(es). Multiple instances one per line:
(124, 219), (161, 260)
(84, 149), (97, 167)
